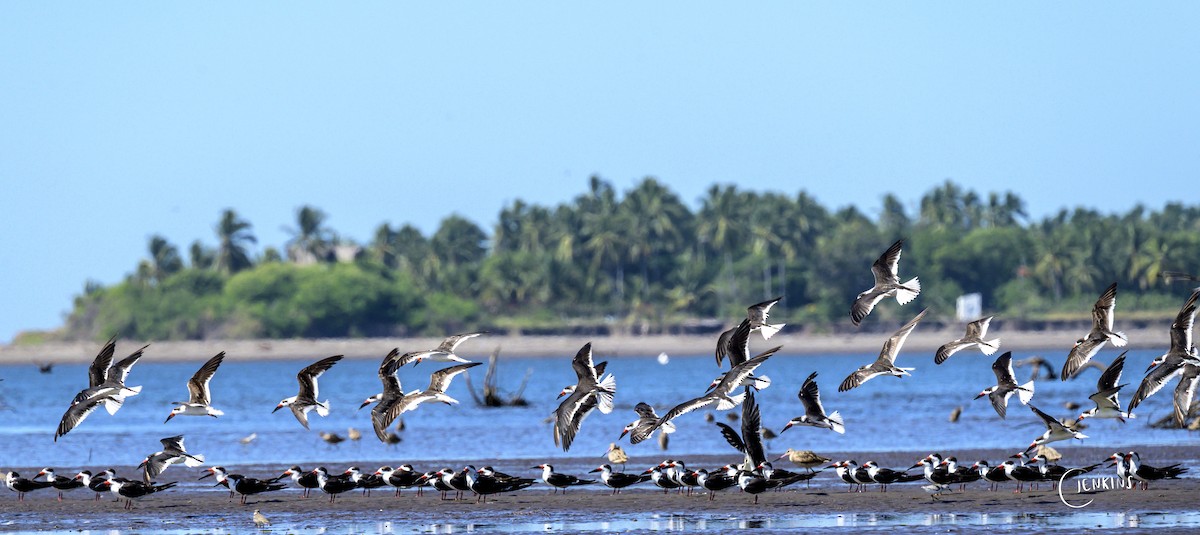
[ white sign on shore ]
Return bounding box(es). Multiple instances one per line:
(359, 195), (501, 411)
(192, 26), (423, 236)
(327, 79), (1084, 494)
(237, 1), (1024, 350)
(956, 293), (982, 321)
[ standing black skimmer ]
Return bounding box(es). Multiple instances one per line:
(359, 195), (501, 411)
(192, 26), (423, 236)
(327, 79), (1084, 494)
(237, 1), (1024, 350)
(621, 402), (675, 445)
(1025, 405), (1088, 452)
(312, 467), (357, 502)
(1029, 455), (1100, 490)
(6, 471), (53, 501)
(375, 465), (423, 496)
(1062, 283), (1127, 380)
(850, 238), (921, 326)
(975, 352), (1035, 419)
(1129, 288), (1200, 425)
(971, 461), (1009, 491)
(466, 465), (534, 503)
(862, 461), (922, 492)
(828, 461), (859, 492)
(694, 468), (737, 501)
(345, 466), (387, 497)
(409, 331), (487, 365)
(910, 457), (957, 488)
(935, 315), (1000, 364)
(280, 466), (320, 497)
(36, 468), (84, 501)
(1077, 352), (1133, 423)
(533, 464), (595, 494)
(1000, 459), (1043, 493)
(783, 371), (845, 434)
(553, 343), (617, 452)
(55, 339), (148, 441)
(73, 470), (112, 501)
(650, 348), (777, 437)
(643, 465), (681, 493)
(203, 467), (287, 504)
(1124, 451), (1187, 490)
(839, 308), (928, 391)
(165, 352), (226, 422)
(140, 435), (204, 484)
(736, 469), (769, 504)
(940, 457), (981, 489)
(589, 464), (649, 494)
(274, 355), (343, 429)
(103, 479), (177, 510)
(757, 462), (812, 489)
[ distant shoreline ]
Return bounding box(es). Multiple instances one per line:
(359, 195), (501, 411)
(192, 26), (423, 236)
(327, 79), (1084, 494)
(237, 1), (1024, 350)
(0, 327), (1169, 364)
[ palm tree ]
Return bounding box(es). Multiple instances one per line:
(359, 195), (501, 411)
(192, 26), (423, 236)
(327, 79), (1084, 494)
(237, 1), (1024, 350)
(285, 205), (335, 263)
(189, 240), (215, 270)
(147, 234), (183, 282)
(620, 177), (692, 297)
(214, 209), (256, 273)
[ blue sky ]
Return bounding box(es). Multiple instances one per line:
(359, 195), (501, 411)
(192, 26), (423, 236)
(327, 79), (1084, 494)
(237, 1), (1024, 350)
(2, 3), (1198, 344)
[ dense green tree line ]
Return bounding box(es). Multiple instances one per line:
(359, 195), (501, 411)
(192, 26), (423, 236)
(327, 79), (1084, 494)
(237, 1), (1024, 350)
(63, 178), (1200, 341)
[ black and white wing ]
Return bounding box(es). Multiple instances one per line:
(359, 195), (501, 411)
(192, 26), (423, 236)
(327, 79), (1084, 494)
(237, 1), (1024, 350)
(426, 362), (482, 394)
(570, 343), (598, 382)
(991, 352), (1019, 389)
(186, 352), (225, 406)
(378, 349), (403, 397)
(1029, 404), (1067, 433)
(436, 331), (486, 353)
(296, 355), (343, 402)
(797, 372), (827, 420)
(54, 397), (105, 441)
(87, 336), (118, 388)
(1169, 289), (1200, 354)
(739, 393), (766, 469)
(713, 347), (778, 394)
(1172, 364), (1200, 426)
(109, 344), (149, 386)
(878, 308), (928, 365)
(1129, 354), (1186, 412)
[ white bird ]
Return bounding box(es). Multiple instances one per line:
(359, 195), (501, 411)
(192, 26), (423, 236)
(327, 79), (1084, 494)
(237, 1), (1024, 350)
(1128, 288), (1200, 424)
(850, 239), (920, 326)
(1024, 405), (1087, 452)
(1076, 352), (1133, 423)
(935, 315), (1000, 364)
(839, 308), (928, 391)
(782, 372), (844, 434)
(974, 351), (1035, 419)
(1061, 283), (1127, 380)
(273, 355), (343, 429)
(165, 352), (226, 422)
(553, 343), (617, 452)
(139, 435), (204, 484)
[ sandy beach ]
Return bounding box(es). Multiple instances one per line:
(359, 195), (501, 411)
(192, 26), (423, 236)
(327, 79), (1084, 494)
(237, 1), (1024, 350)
(0, 326), (1172, 364)
(3, 445), (1196, 533)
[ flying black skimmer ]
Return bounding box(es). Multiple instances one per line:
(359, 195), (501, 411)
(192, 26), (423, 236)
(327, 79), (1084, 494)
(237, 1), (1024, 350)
(1124, 451), (1187, 490)
(862, 461), (922, 492)
(971, 461), (1009, 491)
(713, 392), (769, 473)
(140, 435), (204, 484)
(935, 315), (1000, 364)
(6, 471), (53, 501)
(533, 464), (595, 494)
(1129, 288), (1200, 425)
(202, 467), (287, 504)
(1024, 405), (1088, 452)
(850, 238), (921, 326)
(621, 402), (675, 445)
(410, 331), (487, 365)
(373, 361), (481, 440)
(693, 468), (737, 501)
(273, 355), (343, 429)
(36, 468), (84, 501)
(281, 466), (320, 497)
(839, 308), (928, 391)
(312, 467), (357, 502)
(975, 351), (1035, 419)
(367, 351), (405, 439)
(553, 343), (616, 452)
(589, 464), (649, 495)
(103, 479), (177, 510)
(359, 348), (401, 411)
(783, 371), (845, 434)
(650, 348), (777, 437)
(165, 352), (226, 422)
(715, 318), (753, 368)
(1077, 352), (1133, 423)
(1062, 283), (1127, 380)
(55, 339), (148, 441)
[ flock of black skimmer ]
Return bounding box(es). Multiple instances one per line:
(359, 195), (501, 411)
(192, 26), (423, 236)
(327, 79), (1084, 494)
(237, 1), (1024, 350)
(8, 238), (1197, 508)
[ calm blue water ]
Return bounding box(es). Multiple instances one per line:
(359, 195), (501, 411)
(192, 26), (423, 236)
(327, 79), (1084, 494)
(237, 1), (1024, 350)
(0, 346), (1194, 470)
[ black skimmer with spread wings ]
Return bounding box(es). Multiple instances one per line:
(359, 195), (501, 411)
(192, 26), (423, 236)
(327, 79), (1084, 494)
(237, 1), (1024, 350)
(974, 351), (1035, 419)
(1062, 283), (1127, 380)
(409, 331), (487, 365)
(1129, 288), (1200, 425)
(1024, 405), (1088, 452)
(850, 239), (921, 326)
(839, 308), (928, 392)
(621, 402), (675, 445)
(714, 297), (785, 367)
(783, 371), (845, 434)
(165, 352), (226, 422)
(935, 315), (1000, 364)
(1077, 352), (1133, 423)
(55, 339), (148, 441)
(714, 392), (768, 472)
(140, 435), (204, 484)
(648, 348), (777, 439)
(373, 361), (481, 440)
(553, 343), (616, 452)
(274, 355), (343, 429)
